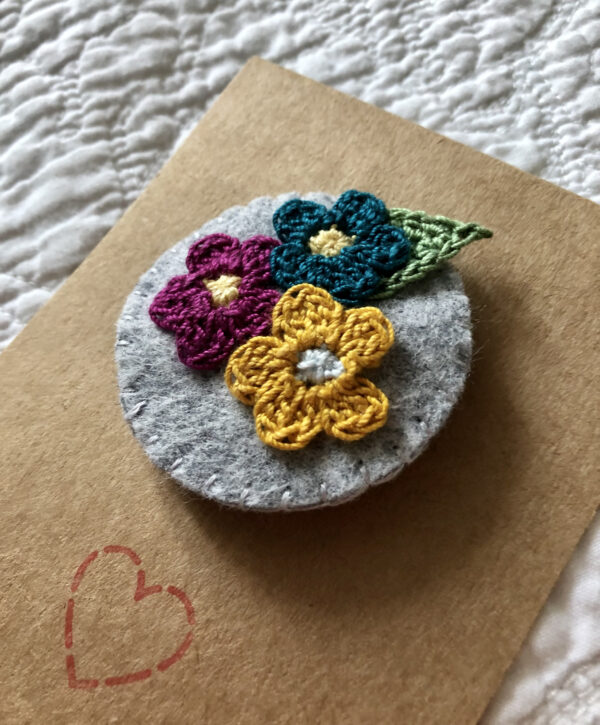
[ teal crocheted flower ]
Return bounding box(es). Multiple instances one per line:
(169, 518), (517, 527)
(269, 190), (410, 306)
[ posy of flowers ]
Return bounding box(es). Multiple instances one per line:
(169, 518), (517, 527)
(149, 191), (491, 450)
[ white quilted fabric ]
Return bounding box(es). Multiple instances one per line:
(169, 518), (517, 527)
(1, 0), (598, 721)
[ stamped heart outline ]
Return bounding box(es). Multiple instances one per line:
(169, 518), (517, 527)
(64, 545), (195, 689)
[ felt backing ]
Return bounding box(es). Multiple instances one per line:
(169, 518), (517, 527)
(116, 194), (472, 510)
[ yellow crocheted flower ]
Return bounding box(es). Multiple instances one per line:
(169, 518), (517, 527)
(225, 284), (394, 450)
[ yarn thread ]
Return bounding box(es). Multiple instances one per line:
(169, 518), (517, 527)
(225, 284), (394, 450)
(372, 208), (493, 298)
(149, 233), (281, 370)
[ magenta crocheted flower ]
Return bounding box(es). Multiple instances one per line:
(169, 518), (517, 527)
(149, 233), (281, 371)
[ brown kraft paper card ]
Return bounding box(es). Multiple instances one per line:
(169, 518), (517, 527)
(0, 58), (598, 724)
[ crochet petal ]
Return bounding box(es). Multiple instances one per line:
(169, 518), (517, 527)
(319, 376), (389, 441)
(253, 378), (322, 450)
(332, 190), (388, 236)
(234, 285), (281, 311)
(359, 224), (410, 273)
(172, 309), (238, 370)
(168, 289), (278, 371)
(240, 235), (281, 283)
(186, 234), (242, 275)
(271, 284), (345, 348)
(322, 255), (382, 306)
(269, 242), (311, 289)
(225, 335), (293, 405)
(273, 199), (331, 245)
(149, 272), (212, 331)
(336, 307), (394, 373)
(226, 288), (281, 339)
(271, 243), (382, 307)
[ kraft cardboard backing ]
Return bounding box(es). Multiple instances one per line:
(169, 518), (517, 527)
(0, 58), (598, 724)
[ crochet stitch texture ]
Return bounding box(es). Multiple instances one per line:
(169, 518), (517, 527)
(225, 284), (394, 450)
(269, 190), (410, 306)
(149, 233), (280, 370)
(375, 208), (493, 297)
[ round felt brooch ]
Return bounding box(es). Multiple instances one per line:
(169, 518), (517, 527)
(116, 192), (491, 511)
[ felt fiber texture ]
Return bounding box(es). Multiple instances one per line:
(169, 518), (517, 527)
(115, 193), (472, 511)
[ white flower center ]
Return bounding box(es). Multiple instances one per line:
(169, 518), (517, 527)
(296, 345), (345, 384)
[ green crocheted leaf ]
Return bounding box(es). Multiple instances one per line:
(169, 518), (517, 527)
(371, 208), (493, 299)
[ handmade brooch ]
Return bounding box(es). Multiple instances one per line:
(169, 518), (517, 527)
(116, 191), (491, 510)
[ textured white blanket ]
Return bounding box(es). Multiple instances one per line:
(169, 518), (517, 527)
(1, 1), (599, 721)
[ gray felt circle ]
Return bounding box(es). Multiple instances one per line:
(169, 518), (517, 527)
(116, 193), (472, 511)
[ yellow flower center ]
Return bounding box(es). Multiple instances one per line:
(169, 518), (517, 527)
(203, 274), (242, 307)
(308, 225), (355, 257)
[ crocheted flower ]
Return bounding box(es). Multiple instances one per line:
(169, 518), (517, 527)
(149, 233), (281, 371)
(225, 284), (394, 450)
(269, 190), (410, 306)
